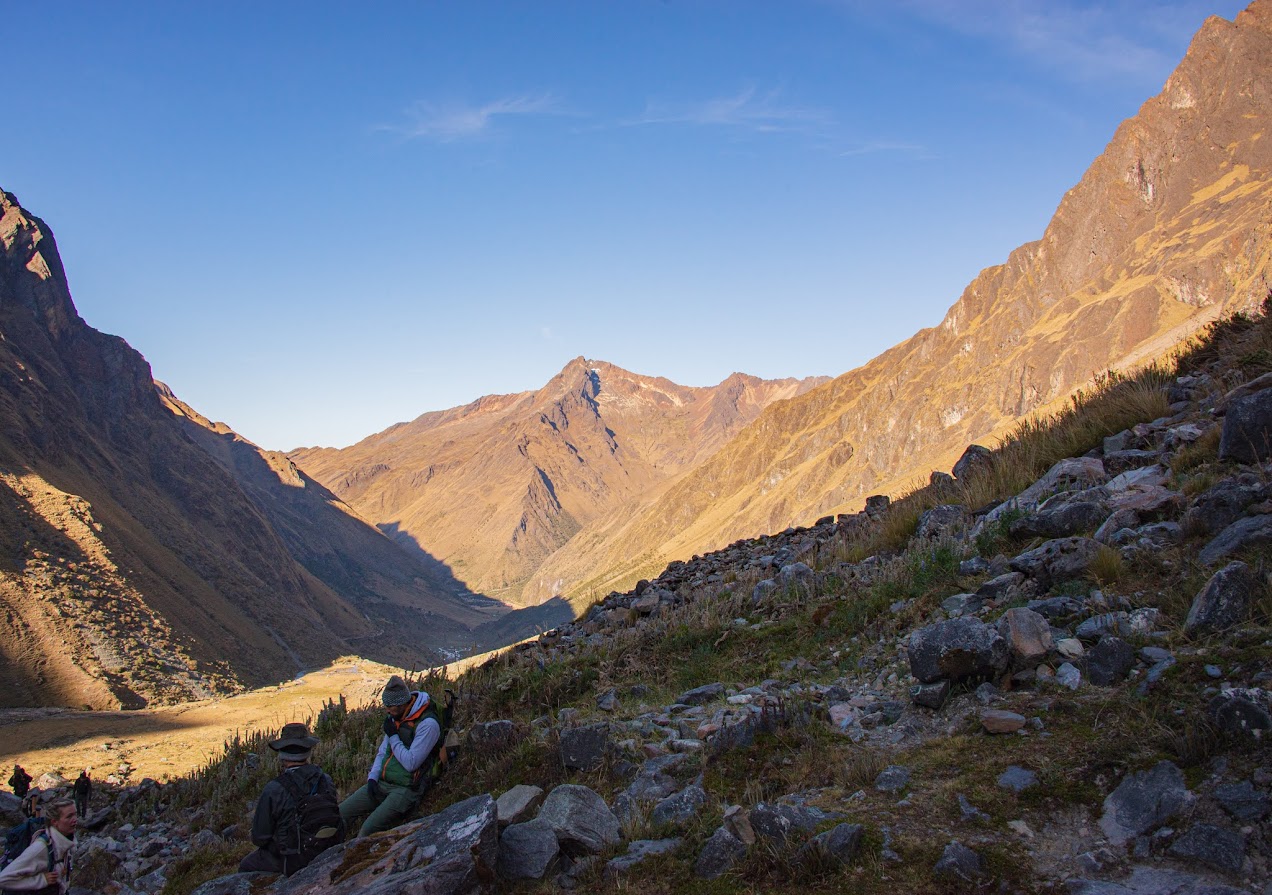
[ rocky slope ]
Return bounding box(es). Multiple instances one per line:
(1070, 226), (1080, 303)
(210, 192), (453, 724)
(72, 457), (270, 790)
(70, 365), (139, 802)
(0, 190), (526, 710)
(291, 360), (824, 607)
(521, 2), (1272, 607)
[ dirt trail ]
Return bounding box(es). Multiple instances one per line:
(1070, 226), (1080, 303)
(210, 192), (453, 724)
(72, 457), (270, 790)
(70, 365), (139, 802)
(0, 658), (400, 783)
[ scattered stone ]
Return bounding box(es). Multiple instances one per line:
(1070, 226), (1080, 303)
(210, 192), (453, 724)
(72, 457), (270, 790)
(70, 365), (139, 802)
(497, 818), (561, 880)
(722, 805), (756, 846)
(467, 719), (518, 751)
(1056, 662), (1082, 690)
(874, 766), (910, 793)
(677, 683), (725, 706)
(596, 689), (619, 712)
(998, 766), (1038, 793)
(941, 593), (983, 617)
(497, 784), (545, 827)
(998, 607), (1053, 669)
(1057, 638), (1085, 660)
(907, 617), (1008, 684)
(1206, 689), (1272, 736)
(916, 504), (967, 539)
(957, 793), (991, 823)
(1166, 823), (1245, 874)
(910, 680), (950, 709)
(1086, 635), (1134, 686)
(977, 571), (1027, 601)
(953, 444), (993, 480)
(1011, 488), (1110, 539)
(604, 838), (682, 878)
(1219, 387), (1272, 464)
(933, 841), (984, 881)
(1214, 780), (1270, 822)
(694, 826), (747, 880)
(1099, 760), (1193, 845)
(1185, 561), (1256, 634)
(750, 803), (833, 844)
(650, 784), (706, 828)
(1009, 537), (1102, 587)
(981, 710), (1026, 734)
(537, 784), (622, 856)
(560, 724), (610, 772)
(1199, 515), (1272, 565)
(797, 822), (863, 867)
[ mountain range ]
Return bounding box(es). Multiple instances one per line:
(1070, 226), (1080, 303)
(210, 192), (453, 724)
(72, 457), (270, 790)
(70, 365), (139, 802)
(2, 2), (1271, 708)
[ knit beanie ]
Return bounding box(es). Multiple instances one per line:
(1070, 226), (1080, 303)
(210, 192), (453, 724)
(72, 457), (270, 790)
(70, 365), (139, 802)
(382, 675), (412, 708)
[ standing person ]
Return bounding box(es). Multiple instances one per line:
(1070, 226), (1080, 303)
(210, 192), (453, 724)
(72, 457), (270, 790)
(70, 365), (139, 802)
(7, 767), (31, 799)
(0, 797), (75, 894)
(71, 773), (90, 819)
(338, 676), (441, 837)
(238, 723), (344, 877)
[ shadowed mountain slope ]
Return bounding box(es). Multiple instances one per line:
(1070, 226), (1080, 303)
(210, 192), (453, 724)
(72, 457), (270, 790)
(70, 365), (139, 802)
(291, 361), (825, 606)
(525, 3), (1272, 604)
(0, 190), (522, 710)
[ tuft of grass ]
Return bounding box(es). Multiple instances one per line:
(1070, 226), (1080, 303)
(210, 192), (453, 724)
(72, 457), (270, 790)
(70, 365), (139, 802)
(160, 842), (253, 895)
(1088, 545), (1125, 586)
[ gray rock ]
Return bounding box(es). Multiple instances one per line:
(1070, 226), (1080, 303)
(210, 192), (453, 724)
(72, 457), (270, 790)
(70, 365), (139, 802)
(750, 802), (832, 844)
(1009, 537), (1102, 588)
(976, 571), (1027, 601)
(953, 444), (993, 480)
(497, 818), (561, 880)
(753, 579), (779, 603)
(933, 841), (984, 881)
(1068, 867), (1246, 895)
(998, 607), (1053, 669)
(997, 766), (1038, 793)
(907, 617), (1008, 684)
(1206, 689), (1272, 736)
(537, 784), (622, 856)
(941, 593), (983, 617)
(190, 874), (273, 895)
(1099, 761), (1193, 845)
(677, 682), (725, 706)
(959, 557), (990, 576)
(916, 504), (967, 539)
(797, 822), (863, 867)
(189, 829), (220, 851)
(497, 784), (545, 827)
(957, 793), (990, 823)
(1182, 477), (1264, 535)
(1056, 662), (1082, 690)
(466, 719), (518, 751)
(1185, 561), (1256, 634)
(1011, 488), (1110, 539)
(605, 838), (681, 878)
(874, 766), (910, 793)
(1026, 595), (1085, 619)
(1214, 780), (1270, 821)
(1167, 823), (1245, 874)
(1219, 387), (1272, 464)
(650, 784), (706, 828)
(1199, 515), (1272, 565)
(559, 723), (609, 772)
(910, 680), (950, 709)
(1095, 509), (1140, 545)
(596, 689), (618, 712)
(694, 826), (747, 880)
(1086, 635), (1134, 686)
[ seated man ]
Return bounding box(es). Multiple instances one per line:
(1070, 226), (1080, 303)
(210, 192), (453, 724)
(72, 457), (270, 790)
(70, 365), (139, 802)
(339, 676), (441, 837)
(239, 723), (344, 876)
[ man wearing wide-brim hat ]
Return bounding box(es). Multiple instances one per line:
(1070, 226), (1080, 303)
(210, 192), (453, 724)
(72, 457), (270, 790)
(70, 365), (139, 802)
(238, 722), (345, 876)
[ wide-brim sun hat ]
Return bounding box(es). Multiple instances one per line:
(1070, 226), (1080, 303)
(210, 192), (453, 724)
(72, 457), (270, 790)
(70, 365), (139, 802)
(269, 722), (319, 756)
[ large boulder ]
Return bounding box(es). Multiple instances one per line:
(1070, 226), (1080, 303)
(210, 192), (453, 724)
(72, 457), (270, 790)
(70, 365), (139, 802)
(1199, 515), (1272, 565)
(537, 784), (622, 856)
(559, 723), (610, 772)
(497, 818), (560, 880)
(952, 444), (993, 480)
(1182, 476), (1264, 535)
(915, 505), (968, 539)
(908, 617), (1008, 684)
(1085, 635), (1134, 686)
(1099, 761), (1192, 846)
(1219, 387), (1272, 464)
(986, 458), (1107, 523)
(749, 803), (835, 844)
(280, 793), (498, 895)
(1009, 537), (1102, 588)
(1009, 488), (1110, 539)
(650, 784), (706, 828)
(1185, 561), (1256, 634)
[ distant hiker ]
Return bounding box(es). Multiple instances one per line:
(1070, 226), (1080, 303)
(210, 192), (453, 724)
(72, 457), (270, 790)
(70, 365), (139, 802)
(238, 723), (344, 877)
(6, 768), (30, 800)
(339, 675), (444, 837)
(70, 773), (90, 819)
(18, 791), (40, 821)
(0, 797), (75, 895)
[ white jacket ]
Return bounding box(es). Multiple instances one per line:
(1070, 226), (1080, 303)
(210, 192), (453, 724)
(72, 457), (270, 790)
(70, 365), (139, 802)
(0, 827), (73, 893)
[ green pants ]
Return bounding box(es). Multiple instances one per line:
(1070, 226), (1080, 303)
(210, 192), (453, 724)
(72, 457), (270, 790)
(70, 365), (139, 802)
(339, 781), (421, 837)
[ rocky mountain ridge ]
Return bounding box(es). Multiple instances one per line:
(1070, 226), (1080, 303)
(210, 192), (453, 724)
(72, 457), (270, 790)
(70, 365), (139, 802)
(291, 359), (825, 606)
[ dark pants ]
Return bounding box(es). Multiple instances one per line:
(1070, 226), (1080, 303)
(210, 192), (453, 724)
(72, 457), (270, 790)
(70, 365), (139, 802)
(238, 848), (287, 875)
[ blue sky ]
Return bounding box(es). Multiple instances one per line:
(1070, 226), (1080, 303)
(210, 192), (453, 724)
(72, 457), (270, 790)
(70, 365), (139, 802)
(3, 1), (1248, 449)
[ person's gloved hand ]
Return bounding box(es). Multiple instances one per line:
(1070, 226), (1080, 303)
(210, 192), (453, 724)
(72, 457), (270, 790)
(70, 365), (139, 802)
(382, 716), (399, 738)
(366, 779), (381, 800)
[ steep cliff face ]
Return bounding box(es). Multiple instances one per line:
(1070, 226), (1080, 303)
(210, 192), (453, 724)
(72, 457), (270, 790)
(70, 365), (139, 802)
(526, 3), (1272, 604)
(291, 360), (824, 606)
(0, 190), (494, 709)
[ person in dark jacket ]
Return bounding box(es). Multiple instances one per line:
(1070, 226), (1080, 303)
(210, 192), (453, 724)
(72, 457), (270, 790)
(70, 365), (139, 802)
(71, 772), (90, 818)
(238, 723), (342, 876)
(8, 765), (31, 799)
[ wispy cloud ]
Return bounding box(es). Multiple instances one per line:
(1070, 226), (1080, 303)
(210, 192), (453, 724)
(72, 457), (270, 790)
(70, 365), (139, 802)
(630, 87), (832, 134)
(840, 140), (933, 159)
(891, 0), (1194, 83)
(386, 93), (564, 142)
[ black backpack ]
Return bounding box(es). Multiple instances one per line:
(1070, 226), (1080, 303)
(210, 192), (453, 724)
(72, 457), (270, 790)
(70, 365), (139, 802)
(1, 819), (47, 871)
(275, 773), (345, 873)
